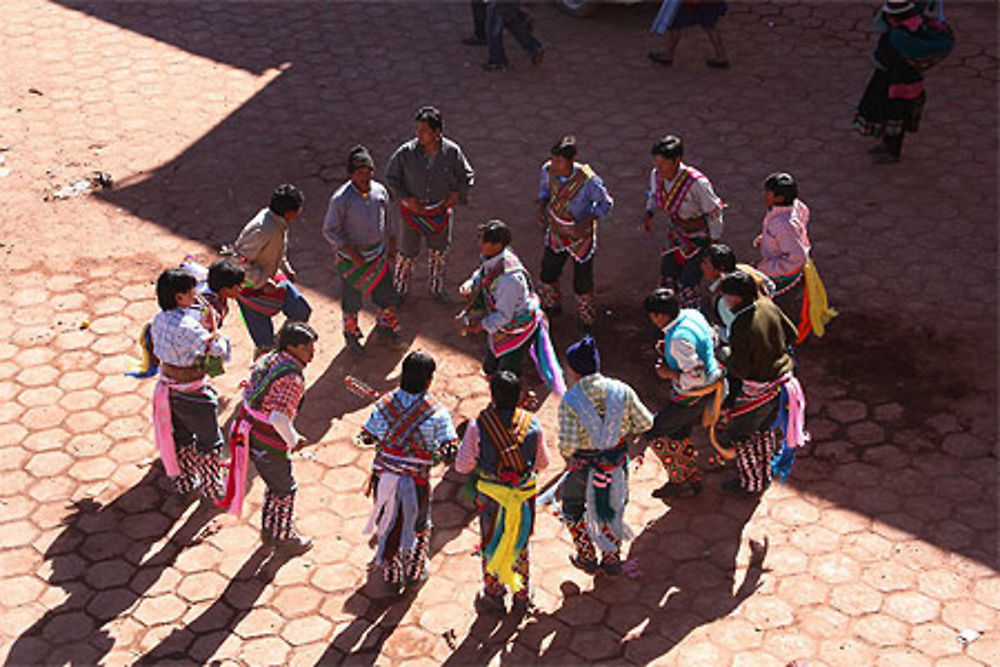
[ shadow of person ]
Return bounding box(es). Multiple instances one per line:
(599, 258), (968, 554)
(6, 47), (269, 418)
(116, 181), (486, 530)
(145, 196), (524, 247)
(490, 494), (766, 664)
(134, 545), (293, 664)
(3, 466), (223, 666)
(440, 605), (527, 666)
(296, 336), (413, 444)
(316, 466), (477, 665)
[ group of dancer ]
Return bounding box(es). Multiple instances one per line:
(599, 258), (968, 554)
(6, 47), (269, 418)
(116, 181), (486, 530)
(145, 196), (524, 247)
(139, 103), (831, 618)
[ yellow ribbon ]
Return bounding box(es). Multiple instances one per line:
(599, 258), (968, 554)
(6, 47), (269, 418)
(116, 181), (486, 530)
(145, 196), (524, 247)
(475, 478), (536, 593)
(674, 379), (734, 461)
(804, 258), (837, 338)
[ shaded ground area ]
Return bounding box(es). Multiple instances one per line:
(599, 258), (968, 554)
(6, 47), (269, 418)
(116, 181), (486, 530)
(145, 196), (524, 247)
(0, 0), (997, 664)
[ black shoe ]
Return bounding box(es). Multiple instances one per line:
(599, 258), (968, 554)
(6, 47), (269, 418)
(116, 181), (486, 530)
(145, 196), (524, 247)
(475, 592), (507, 617)
(543, 304), (563, 318)
(482, 61), (508, 72)
(462, 35), (486, 46)
(651, 480), (702, 499)
(345, 332), (364, 356)
(405, 568), (429, 588)
(431, 289), (453, 304)
(601, 560), (623, 577)
(873, 152), (901, 165)
(510, 596), (534, 616)
(721, 477), (759, 498)
(375, 325), (406, 349)
(648, 52), (673, 66)
(275, 533), (313, 556)
(706, 58), (730, 69)
(569, 554), (599, 574)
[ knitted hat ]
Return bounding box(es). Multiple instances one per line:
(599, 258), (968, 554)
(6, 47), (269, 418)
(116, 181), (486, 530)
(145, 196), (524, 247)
(882, 0), (916, 15)
(566, 336), (600, 376)
(347, 145), (374, 173)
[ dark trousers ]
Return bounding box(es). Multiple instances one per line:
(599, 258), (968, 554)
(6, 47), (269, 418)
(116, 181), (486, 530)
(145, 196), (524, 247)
(482, 329), (537, 378)
(486, 1), (542, 66)
(540, 246), (594, 294)
(342, 273), (400, 315)
(170, 392), (223, 454)
(660, 248), (705, 288)
(471, 0), (486, 40)
(646, 394), (710, 440)
(251, 446), (297, 497)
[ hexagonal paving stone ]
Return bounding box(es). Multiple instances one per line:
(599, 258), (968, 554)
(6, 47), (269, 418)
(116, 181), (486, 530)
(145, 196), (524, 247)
(3, 574), (46, 606)
(15, 365), (60, 388)
(239, 636), (291, 665)
(830, 582), (883, 616)
(883, 591), (942, 625)
(25, 451), (75, 477)
(17, 386), (64, 408)
(133, 594), (188, 627)
(176, 570), (229, 604)
(64, 410), (110, 435)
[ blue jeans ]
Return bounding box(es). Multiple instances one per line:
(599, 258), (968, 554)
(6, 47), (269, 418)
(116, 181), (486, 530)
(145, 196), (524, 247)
(486, 1), (541, 66)
(239, 282), (311, 348)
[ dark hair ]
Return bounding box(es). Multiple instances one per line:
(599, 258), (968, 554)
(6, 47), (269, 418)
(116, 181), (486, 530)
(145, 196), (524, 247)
(643, 287), (680, 320)
(489, 371), (521, 411)
(651, 135), (684, 160)
(401, 351), (436, 394)
(764, 172), (798, 204)
(347, 144), (375, 173)
(551, 135), (577, 160)
(277, 321), (318, 351)
(414, 106), (443, 132)
(269, 184), (304, 217)
(156, 268), (197, 311)
(207, 258), (245, 293)
(478, 219), (512, 247)
(707, 243), (737, 273)
(719, 271), (758, 305)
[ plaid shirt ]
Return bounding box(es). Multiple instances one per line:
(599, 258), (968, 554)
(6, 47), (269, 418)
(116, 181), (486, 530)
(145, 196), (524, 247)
(364, 390), (458, 456)
(150, 307), (231, 367)
(253, 351), (305, 418)
(557, 374), (654, 458)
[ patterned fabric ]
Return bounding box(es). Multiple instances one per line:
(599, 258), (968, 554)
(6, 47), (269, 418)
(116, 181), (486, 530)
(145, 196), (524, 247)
(649, 436), (701, 484)
(239, 351), (306, 456)
(538, 282), (560, 310)
(567, 518), (598, 564)
(576, 293), (596, 326)
(654, 165), (722, 268)
(343, 313), (362, 337)
(557, 374), (654, 458)
(400, 201), (452, 235)
(478, 407), (533, 477)
(735, 430), (778, 493)
(404, 528), (431, 583)
(545, 164), (597, 262)
(336, 241), (389, 297)
(364, 390), (458, 463)
(483, 548), (530, 600)
(237, 280), (288, 318)
(376, 307), (400, 332)
(428, 249), (447, 295)
(262, 490), (297, 540)
(174, 445), (200, 495)
(194, 451), (223, 501)
(394, 255), (413, 297)
(150, 307), (230, 367)
(481, 260), (540, 356)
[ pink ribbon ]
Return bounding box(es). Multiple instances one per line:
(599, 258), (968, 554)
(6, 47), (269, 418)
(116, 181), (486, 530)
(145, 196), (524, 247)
(219, 414), (253, 516)
(783, 375), (809, 450)
(152, 380), (180, 477)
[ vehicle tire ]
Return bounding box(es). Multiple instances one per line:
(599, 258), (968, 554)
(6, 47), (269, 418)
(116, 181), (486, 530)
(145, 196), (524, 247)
(555, 0), (600, 17)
